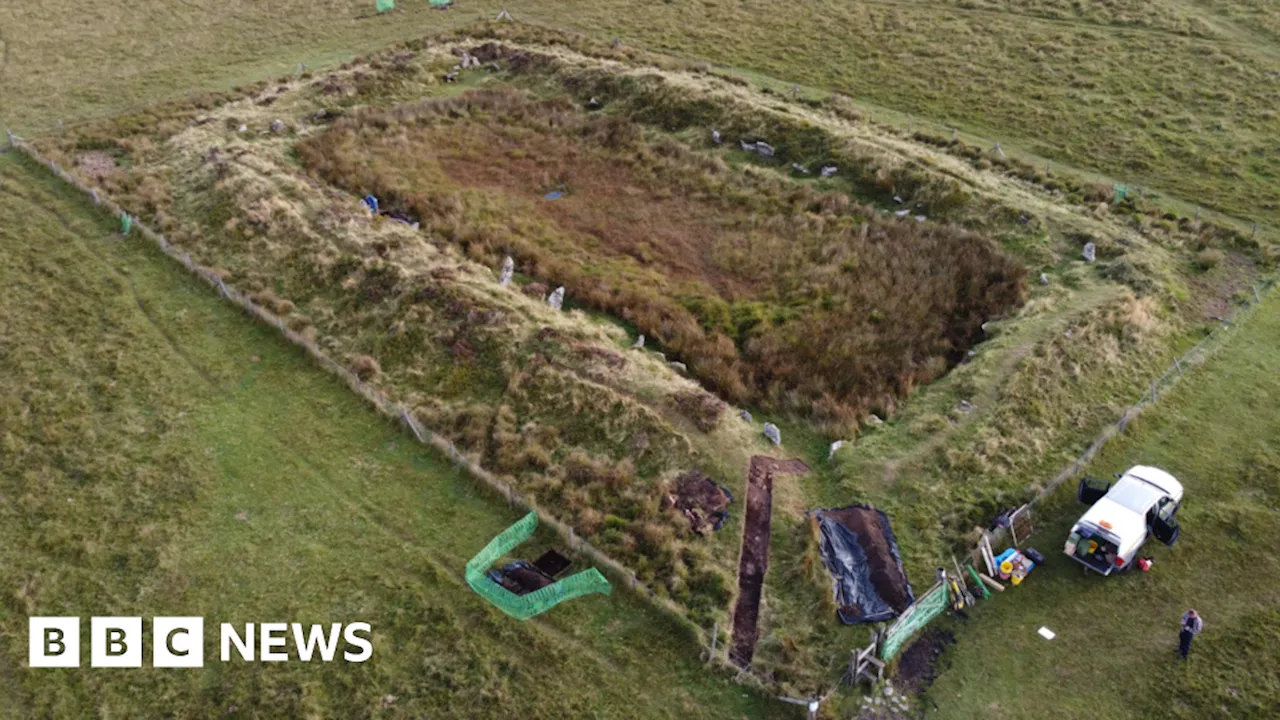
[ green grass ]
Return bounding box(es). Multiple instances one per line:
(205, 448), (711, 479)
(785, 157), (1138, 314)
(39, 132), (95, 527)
(920, 288), (1280, 720)
(0, 151), (781, 718)
(7, 0), (1280, 229)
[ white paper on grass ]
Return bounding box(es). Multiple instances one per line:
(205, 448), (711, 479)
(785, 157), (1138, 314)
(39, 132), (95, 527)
(1038, 627), (1056, 640)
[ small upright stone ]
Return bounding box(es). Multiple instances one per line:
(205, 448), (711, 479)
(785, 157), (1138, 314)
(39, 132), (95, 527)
(763, 423), (781, 446)
(1083, 242), (1097, 263)
(828, 440), (845, 461)
(1039, 272), (1050, 285)
(547, 286), (565, 310)
(632, 334), (645, 349)
(739, 409), (753, 423)
(498, 256), (514, 286)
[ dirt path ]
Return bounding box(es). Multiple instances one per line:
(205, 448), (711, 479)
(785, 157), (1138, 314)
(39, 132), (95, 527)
(728, 456), (809, 667)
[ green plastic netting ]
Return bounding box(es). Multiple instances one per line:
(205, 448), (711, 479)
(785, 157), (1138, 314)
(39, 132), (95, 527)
(880, 582), (949, 660)
(466, 512), (612, 620)
(121, 214), (132, 235)
(375, 0), (395, 13)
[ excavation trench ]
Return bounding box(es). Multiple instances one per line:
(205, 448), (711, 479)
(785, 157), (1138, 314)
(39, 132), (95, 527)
(728, 456), (810, 667)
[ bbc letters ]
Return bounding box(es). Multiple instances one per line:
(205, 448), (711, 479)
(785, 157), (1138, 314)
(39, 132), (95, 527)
(29, 617), (372, 667)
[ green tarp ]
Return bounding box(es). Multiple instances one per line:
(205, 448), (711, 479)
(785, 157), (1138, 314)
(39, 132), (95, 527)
(465, 512), (612, 620)
(375, 0), (395, 13)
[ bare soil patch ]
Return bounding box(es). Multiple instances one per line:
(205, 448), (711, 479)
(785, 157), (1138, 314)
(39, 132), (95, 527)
(666, 469), (733, 534)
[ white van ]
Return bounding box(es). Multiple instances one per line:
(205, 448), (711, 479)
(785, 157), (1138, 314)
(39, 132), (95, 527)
(1065, 465), (1183, 575)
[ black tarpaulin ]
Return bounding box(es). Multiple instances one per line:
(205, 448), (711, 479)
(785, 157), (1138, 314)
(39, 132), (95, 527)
(812, 505), (915, 625)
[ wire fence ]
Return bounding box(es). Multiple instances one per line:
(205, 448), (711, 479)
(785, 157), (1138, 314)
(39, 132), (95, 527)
(1030, 280), (1273, 507)
(5, 138), (768, 684)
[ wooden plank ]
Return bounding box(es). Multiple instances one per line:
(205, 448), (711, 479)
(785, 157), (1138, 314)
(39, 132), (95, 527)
(978, 572), (1005, 592)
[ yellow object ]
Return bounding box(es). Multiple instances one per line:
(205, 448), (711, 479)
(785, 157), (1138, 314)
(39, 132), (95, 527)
(1088, 540), (1099, 554)
(1001, 560), (1013, 573)
(1100, 520), (1113, 529)
(1011, 574), (1024, 586)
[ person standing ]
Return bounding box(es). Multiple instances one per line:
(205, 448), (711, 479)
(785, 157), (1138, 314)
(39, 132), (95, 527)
(1178, 609), (1203, 659)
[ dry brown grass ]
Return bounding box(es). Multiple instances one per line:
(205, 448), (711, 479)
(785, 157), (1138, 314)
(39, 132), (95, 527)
(298, 88), (1027, 431)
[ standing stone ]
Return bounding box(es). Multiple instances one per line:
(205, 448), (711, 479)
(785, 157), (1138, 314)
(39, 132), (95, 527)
(547, 286), (565, 310)
(712, 129), (722, 144)
(271, 119), (285, 134)
(498, 256), (514, 286)
(828, 440), (845, 461)
(632, 334), (645, 349)
(1039, 272), (1050, 285)
(763, 423), (781, 446)
(739, 409), (752, 423)
(1083, 242), (1097, 263)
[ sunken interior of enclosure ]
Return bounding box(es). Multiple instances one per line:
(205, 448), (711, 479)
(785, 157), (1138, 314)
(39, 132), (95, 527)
(299, 89), (1026, 430)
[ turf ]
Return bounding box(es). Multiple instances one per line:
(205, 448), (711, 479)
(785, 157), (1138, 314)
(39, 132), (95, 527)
(920, 287), (1280, 720)
(0, 151), (780, 718)
(7, 0), (1280, 229)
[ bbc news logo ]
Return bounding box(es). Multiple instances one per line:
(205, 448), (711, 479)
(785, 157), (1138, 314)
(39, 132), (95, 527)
(29, 618), (372, 668)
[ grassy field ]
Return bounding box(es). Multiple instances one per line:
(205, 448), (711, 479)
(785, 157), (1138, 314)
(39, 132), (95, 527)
(0, 150), (781, 718)
(921, 289), (1280, 720)
(28, 30), (1275, 693)
(7, 0), (1280, 229)
(6, 0), (1280, 711)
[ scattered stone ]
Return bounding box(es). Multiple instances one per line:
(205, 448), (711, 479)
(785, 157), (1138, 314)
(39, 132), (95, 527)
(967, 349), (977, 358)
(498, 256), (514, 286)
(820, 166), (838, 177)
(895, 209), (911, 218)
(237, 124), (248, 133)
(791, 163), (809, 174)
(893, 195), (904, 204)
(270, 119), (285, 133)
(587, 97), (602, 109)
(443, 72), (459, 83)
(915, 215), (927, 222)
(763, 423), (782, 445)
(828, 440), (845, 461)
(755, 142), (775, 157)
(669, 361), (688, 373)
(380, 695), (397, 709)
(739, 409), (753, 423)
(547, 286), (565, 310)
(1039, 272), (1050, 285)
(884, 686), (894, 697)
(958, 399), (976, 414)
(1083, 242), (1097, 263)
(740, 140), (757, 152)
(632, 334), (645, 349)
(867, 414), (883, 425)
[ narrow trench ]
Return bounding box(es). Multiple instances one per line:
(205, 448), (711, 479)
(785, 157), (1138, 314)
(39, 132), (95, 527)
(728, 456), (809, 667)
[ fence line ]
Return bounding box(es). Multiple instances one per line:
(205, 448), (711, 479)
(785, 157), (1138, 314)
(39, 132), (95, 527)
(8, 140), (759, 679)
(1031, 283), (1271, 507)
